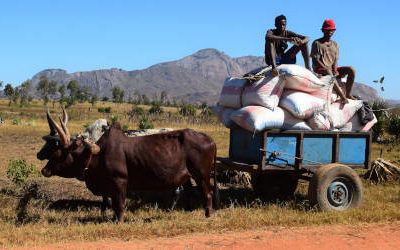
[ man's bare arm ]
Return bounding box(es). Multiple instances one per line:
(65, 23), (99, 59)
(266, 30), (292, 42)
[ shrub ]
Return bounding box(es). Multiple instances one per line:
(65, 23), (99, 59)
(110, 115), (119, 124)
(128, 106), (145, 119)
(7, 159), (36, 185)
(12, 117), (22, 125)
(200, 105), (213, 117)
(98, 107), (111, 113)
(138, 116), (154, 129)
(371, 100), (388, 142)
(179, 104), (197, 117)
(149, 104), (163, 115)
(387, 114), (400, 140)
(122, 124), (129, 131)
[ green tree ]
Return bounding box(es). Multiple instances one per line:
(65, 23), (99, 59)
(36, 76), (57, 105)
(371, 100), (388, 142)
(90, 94), (98, 107)
(160, 91), (168, 105)
(77, 86), (91, 103)
(58, 85), (66, 104)
(4, 84), (15, 106)
(66, 80), (80, 106)
(112, 86), (125, 103)
(387, 114), (400, 140)
(18, 80), (32, 107)
(132, 90), (141, 104)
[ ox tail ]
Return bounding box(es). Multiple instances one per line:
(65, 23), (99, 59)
(212, 142), (220, 210)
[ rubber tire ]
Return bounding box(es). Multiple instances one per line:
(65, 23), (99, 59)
(251, 171), (299, 200)
(308, 163), (363, 211)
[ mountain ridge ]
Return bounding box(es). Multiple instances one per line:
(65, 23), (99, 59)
(28, 48), (380, 104)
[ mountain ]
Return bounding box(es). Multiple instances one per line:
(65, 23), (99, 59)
(352, 83), (380, 102)
(28, 48), (380, 104)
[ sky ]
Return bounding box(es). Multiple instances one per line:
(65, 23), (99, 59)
(0, 0), (398, 99)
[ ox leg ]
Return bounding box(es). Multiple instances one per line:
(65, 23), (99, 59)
(182, 180), (195, 211)
(111, 181), (127, 223)
(202, 180), (214, 217)
(101, 196), (111, 216)
(193, 177), (213, 217)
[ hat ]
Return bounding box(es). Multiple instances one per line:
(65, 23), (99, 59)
(322, 19), (336, 30)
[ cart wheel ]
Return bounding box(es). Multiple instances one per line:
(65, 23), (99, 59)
(308, 163), (363, 211)
(251, 171), (299, 200)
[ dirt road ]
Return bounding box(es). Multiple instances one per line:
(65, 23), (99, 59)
(15, 222), (400, 250)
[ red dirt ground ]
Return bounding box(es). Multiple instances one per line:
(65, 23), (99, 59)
(14, 221), (400, 250)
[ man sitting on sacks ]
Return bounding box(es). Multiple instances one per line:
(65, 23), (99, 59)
(265, 15), (311, 77)
(311, 19), (356, 103)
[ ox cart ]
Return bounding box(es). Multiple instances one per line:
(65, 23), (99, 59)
(216, 127), (371, 211)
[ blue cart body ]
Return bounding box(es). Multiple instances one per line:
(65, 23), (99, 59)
(225, 127), (371, 173)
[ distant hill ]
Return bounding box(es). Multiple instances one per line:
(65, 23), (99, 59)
(25, 48), (381, 104)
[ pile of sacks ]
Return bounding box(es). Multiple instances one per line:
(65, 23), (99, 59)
(215, 64), (377, 133)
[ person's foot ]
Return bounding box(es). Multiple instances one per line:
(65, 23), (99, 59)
(348, 95), (359, 100)
(271, 68), (279, 77)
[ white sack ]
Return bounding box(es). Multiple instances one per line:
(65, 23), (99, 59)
(218, 77), (248, 108)
(213, 105), (235, 128)
(82, 119), (108, 142)
(329, 99), (363, 128)
(242, 75), (285, 110)
(278, 64), (326, 93)
(230, 106), (285, 132)
(307, 112), (331, 131)
(230, 106), (311, 132)
(279, 90), (327, 119)
(282, 109), (312, 130)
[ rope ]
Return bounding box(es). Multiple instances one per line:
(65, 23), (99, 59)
(266, 150), (325, 165)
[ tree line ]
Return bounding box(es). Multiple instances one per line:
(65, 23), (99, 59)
(0, 77), (207, 109)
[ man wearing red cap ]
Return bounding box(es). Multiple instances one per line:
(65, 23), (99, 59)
(311, 19), (356, 102)
(265, 15), (311, 77)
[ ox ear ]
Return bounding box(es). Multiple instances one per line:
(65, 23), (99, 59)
(84, 139), (100, 155)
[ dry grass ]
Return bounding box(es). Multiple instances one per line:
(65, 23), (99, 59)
(0, 100), (399, 248)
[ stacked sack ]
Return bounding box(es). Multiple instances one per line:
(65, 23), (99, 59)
(216, 64), (377, 133)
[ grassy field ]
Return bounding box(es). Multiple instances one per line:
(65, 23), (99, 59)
(0, 99), (399, 248)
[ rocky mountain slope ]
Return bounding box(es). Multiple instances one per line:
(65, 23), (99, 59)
(28, 48), (379, 104)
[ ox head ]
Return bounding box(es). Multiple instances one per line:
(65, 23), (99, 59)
(38, 108), (100, 179)
(37, 107), (69, 161)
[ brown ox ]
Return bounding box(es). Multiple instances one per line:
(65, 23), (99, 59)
(38, 109), (217, 222)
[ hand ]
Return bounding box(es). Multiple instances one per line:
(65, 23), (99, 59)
(290, 37), (302, 45)
(271, 68), (279, 77)
(341, 97), (349, 104)
(333, 69), (339, 77)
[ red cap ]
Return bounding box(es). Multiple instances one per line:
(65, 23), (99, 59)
(322, 19), (336, 30)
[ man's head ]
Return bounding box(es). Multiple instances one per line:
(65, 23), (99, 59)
(321, 19), (336, 38)
(274, 15), (287, 32)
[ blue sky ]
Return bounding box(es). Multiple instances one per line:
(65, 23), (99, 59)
(0, 0), (398, 99)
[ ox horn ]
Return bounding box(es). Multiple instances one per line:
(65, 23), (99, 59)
(60, 106), (70, 142)
(46, 108), (57, 136)
(47, 109), (70, 146)
(61, 106), (68, 126)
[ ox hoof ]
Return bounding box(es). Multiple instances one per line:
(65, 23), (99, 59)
(205, 208), (215, 217)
